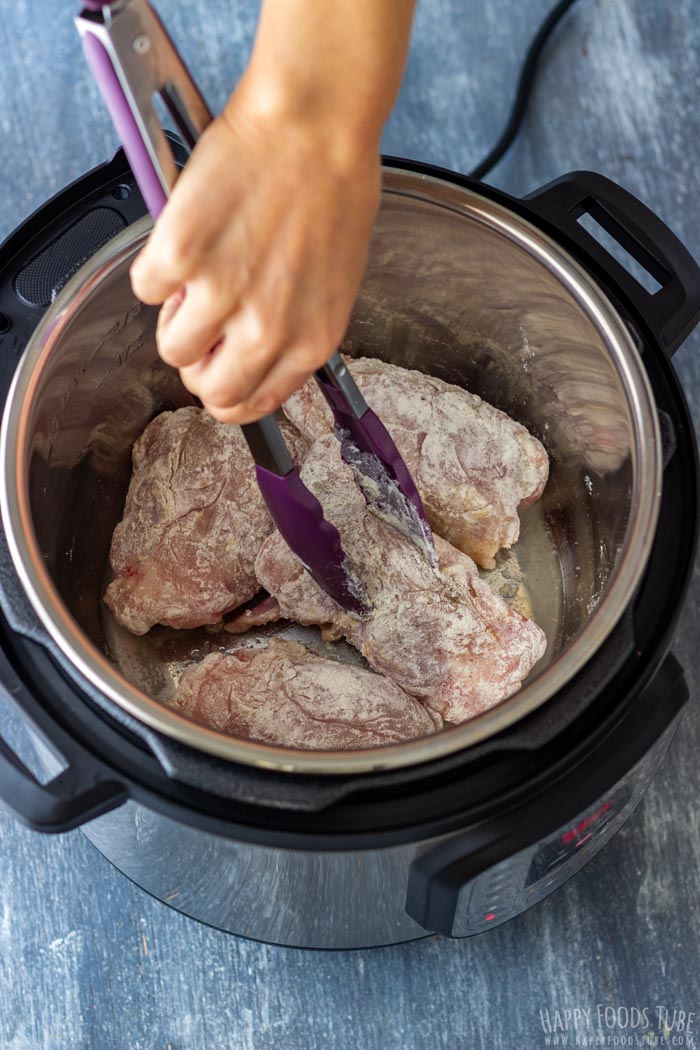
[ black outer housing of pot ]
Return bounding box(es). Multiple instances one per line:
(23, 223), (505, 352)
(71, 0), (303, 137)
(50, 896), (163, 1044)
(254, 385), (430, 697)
(0, 147), (697, 880)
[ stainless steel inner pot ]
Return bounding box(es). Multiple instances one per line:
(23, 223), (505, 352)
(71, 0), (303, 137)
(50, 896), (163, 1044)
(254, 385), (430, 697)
(0, 168), (662, 774)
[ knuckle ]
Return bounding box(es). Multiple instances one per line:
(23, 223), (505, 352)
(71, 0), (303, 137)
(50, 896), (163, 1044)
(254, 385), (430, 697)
(296, 338), (330, 370)
(157, 231), (192, 278)
(207, 262), (244, 301)
(221, 335), (278, 377)
(243, 340), (279, 372)
(193, 278), (227, 317)
(239, 305), (268, 347)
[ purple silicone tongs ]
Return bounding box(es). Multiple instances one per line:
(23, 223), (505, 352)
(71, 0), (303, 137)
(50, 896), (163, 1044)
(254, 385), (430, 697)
(76, 0), (436, 615)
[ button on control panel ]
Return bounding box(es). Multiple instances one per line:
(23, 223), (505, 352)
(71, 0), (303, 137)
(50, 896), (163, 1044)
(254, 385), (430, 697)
(448, 729), (671, 936)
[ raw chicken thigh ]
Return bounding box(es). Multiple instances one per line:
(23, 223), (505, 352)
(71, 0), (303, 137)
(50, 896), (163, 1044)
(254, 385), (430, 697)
(284, 356), (549, 568)
(105, 406), (276, 634)
(170, 639), (441, 749)
(237, 435), (547, 724)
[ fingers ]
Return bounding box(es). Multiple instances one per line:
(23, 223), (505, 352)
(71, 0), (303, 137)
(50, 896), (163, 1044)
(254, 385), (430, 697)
(179, 293), (341, 422)
(155, 282), (232, 369)
(129, 121), (238, 306)
(130, 223), (191, 305)
(123, 107), (380, 427)
(178, 299), (291, 408)
(202, 343), (330, 425)
(159, 287), (186, 321)
(179, 342), (275, 411)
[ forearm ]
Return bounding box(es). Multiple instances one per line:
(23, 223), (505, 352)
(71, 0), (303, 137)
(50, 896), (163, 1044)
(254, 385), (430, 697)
(236, 0), (416, 153)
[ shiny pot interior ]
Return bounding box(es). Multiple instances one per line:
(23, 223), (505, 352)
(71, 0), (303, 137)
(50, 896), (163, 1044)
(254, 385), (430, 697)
(0, 168), (662, 773)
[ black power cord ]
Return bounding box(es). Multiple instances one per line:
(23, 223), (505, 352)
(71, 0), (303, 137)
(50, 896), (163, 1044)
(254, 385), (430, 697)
(468, 0), (584, 180)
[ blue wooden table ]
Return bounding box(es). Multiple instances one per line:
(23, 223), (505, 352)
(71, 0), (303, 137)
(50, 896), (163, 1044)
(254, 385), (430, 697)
(1, 2), (699, 1047)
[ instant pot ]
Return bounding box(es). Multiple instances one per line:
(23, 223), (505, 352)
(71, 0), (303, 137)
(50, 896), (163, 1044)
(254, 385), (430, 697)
(0, 145), (697, 949)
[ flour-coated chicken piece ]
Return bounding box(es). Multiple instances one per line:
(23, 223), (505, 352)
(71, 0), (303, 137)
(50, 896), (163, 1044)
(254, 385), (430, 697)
(170, 639), (441, 749)
(284, 356), (549, 568)
(105, 407), (281, 634)
(240, 436), (546, 724)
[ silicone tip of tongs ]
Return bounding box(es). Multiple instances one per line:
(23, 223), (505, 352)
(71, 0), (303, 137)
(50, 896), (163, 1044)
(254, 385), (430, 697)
(254, 465), (370, 617)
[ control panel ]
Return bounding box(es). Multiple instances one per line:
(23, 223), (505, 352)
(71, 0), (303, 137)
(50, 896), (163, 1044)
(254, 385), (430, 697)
(405, 716), (679, 939)
(449, 727), (671, 936)
(452, 785), (636, 935)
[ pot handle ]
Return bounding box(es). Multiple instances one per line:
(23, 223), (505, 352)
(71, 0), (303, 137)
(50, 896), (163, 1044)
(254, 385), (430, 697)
(0, 655), (127, 833)
(523, 171), (700, 356)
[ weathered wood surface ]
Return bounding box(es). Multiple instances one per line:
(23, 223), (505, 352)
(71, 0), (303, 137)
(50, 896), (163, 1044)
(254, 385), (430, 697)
(1, 1), (700, 1047)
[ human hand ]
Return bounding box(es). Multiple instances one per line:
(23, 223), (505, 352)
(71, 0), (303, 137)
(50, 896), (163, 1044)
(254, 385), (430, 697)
(130, 82), (381, 425)
(130, 0), (415, 424)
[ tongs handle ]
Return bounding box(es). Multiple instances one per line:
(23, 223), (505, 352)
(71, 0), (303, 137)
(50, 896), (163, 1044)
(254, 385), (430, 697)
(75, 0), (369, 614)
(76, 0), (210, 218)
(78, 0), (433, 566)
(76, 0), (293, 473)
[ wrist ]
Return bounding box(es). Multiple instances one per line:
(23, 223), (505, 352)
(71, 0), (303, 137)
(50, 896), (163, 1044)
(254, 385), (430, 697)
(229, 66), (385, 169)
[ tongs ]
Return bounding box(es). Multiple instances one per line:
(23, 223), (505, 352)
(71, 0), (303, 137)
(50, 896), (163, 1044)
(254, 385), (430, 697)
(76, 0), (436, 614)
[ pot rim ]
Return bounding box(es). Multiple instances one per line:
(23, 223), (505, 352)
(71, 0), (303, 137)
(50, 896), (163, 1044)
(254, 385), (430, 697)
(0, 167), (663, 775)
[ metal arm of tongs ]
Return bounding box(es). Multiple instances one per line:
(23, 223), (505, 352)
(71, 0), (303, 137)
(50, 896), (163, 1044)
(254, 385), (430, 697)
(75, 0), (436, 615)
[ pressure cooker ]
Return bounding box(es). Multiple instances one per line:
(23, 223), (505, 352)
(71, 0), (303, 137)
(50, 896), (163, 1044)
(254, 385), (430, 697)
(0, 144), (697, 948)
